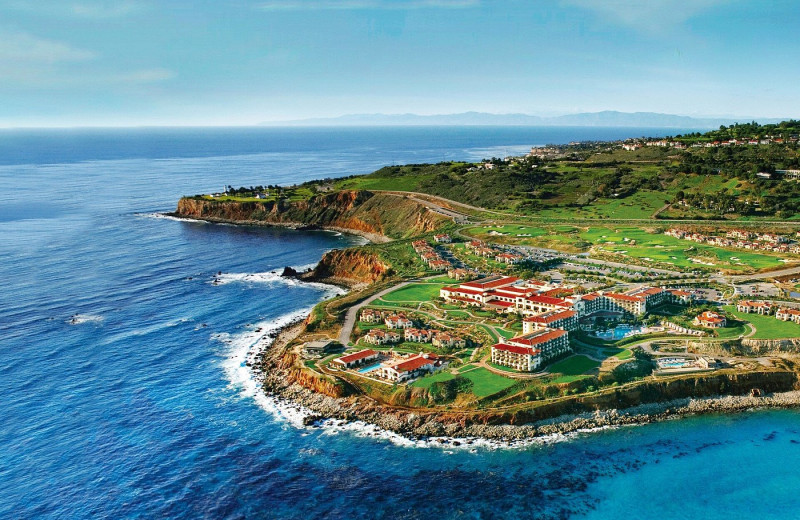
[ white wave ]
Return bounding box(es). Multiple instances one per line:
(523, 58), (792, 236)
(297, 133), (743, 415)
(215, 283), (616, 451)
(135, 212), (207, 223)
(66, 313), (104, 325)
(217, 309), (619, 450)
(209, 271), (345, 296)
(217, 306), (320, 427)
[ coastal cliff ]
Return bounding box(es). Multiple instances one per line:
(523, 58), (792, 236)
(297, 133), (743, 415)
(173, 190), (449, 241)
(258, 324), (800, 440)
(307, 248), (391, 284)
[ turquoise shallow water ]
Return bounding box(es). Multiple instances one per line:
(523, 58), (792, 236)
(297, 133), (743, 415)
(2, 126), (798, 519)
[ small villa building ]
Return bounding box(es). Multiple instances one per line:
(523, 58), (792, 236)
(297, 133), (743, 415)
(695, 311), (727, 328)
(360, 308), (388, 323)
(404, 328), (436, 343)
(776, 307), (800, 323)
(385, 314), (414, 329)
(363, 329), (401, 345)
(737, 300), (772, 315)
(434, 234), (451, 243)
(432, 332), (466, 349)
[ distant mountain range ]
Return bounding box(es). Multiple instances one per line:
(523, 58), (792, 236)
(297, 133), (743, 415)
(262, 111), (788, 128)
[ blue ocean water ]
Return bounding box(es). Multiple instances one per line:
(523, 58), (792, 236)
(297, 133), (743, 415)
(3, 126), (800, 519)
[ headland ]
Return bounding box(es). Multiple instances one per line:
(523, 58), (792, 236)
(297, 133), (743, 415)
(173, 121), (800, 441)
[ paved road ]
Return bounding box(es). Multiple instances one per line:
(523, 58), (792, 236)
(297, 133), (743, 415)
(729, 264), (800, 282)
(338, 280), (413, 345)
(378, 191), (474, 224)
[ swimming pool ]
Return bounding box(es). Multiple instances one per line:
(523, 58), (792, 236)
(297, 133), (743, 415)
(358, 362), (383, 374)
(657, 357), (692, 369)
(593, 325), (646, 341)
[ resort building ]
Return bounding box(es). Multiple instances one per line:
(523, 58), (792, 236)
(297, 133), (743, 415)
(447, 268), (475, 281)
(490, 343), (542, 372)
(360, 308), (389, 323)
(495, 252), (523, 264)
(333, 349), (379, 369)
(377, 353), (443, 383)
(522, 309), (578, 333)
(517, 294), (572, 315)
(776, 307), (800, 323)
(439, 275), (520, 305)
(385, 314), (414, 329)
(363, 329), (402, 345)
(737, 300), (773, 315)
(303, 339), (340, 357)
(490, 328), (570, 372)
(404, 328), (437, 343)
(432, 332), (466, 349)
(695, 311), (727, 328)
(434, 234), (451, 243)
(668, 289), (692, 305)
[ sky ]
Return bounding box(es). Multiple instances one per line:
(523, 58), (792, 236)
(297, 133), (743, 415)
(1, 0), (799, 127)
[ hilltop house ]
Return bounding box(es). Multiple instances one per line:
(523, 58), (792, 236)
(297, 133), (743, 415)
(695, 311), (727, 328)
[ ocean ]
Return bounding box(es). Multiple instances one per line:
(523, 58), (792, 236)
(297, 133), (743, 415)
(3, 126), (800, 519)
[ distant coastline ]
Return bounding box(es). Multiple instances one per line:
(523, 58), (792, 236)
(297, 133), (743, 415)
(261, 110), (789, 128)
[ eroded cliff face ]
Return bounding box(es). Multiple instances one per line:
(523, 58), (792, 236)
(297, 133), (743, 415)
(174, 190), (448, 240)
(309, 248), (390, 284)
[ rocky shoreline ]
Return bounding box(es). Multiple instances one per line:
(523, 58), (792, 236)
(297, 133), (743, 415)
(254, 318), (800, 445)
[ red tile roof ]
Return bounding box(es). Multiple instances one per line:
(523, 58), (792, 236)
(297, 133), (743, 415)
(461, 276), (519, 290)
(524, 310), (576, 323)
(442, 287), (484, 296)
(391, 356), (434, 373)
(524, 295), (570, 306)
(509, 329), (567, 347)
(492, 343), (539, 356)
(337, 349), (378, 364)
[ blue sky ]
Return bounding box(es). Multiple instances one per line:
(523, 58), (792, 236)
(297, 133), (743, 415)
(1, 0), (798, 126)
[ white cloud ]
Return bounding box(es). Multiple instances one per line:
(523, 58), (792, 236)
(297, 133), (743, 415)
(258, 0), (479, 10)
(0, 31), (96, 63)
(562, 0), (729, 33)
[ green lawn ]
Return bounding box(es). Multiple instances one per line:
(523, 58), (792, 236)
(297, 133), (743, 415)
(602, 348), (633, 360)
(381, 283), (447, 302)
(581, 226), (785, 271)
(723, 306), (800, 339)
(460, 367), (517, 397)
(548, 355), (601, 376)
(496, 328), (516, 340)
(465, 222), (791, 272)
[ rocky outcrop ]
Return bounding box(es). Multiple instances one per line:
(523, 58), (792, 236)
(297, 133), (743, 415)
(173, 190), (449, 240)
(306, 248), (390, 284)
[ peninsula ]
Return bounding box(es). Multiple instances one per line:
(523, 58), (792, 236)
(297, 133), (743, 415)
(173, 121), (800, 440)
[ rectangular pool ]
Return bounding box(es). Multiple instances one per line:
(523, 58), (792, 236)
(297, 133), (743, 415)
(358, 362), (383, 374)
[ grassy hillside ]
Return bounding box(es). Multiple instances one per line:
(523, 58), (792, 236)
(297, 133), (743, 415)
(325, 122), (800, 219)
